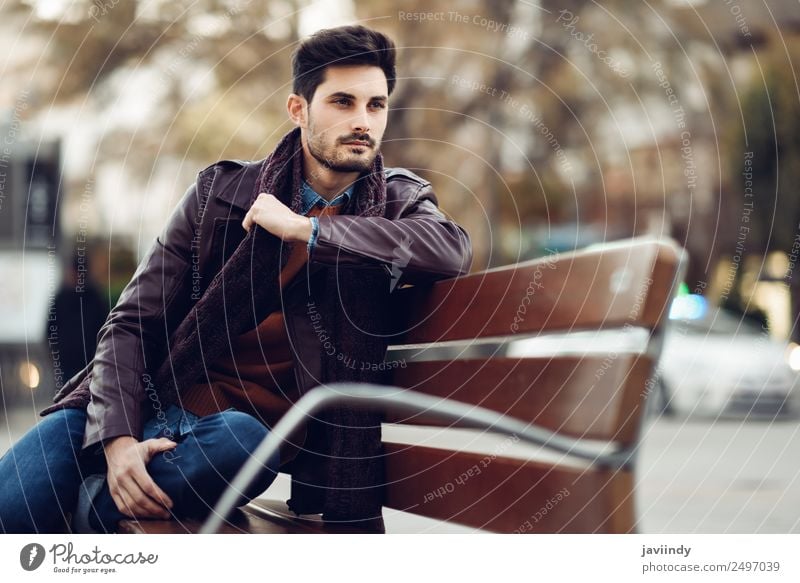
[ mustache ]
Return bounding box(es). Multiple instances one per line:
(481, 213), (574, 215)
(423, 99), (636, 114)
(340, 134), (375, 147)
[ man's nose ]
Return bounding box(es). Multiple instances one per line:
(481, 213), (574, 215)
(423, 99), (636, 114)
(350, 107), (370, 134)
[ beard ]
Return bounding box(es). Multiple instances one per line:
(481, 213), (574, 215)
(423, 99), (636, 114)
(306, 119), (380, 173)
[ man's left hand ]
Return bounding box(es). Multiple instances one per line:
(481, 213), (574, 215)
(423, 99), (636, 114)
(242, 192), (312, 243)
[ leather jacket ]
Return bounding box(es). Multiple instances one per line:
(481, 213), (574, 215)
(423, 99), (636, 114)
(43, 159), (473, 455)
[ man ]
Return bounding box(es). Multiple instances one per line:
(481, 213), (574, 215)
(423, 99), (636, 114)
(0, 24), (472, 534)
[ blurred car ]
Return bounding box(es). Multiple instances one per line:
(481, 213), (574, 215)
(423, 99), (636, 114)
(658, 296), (800, 419)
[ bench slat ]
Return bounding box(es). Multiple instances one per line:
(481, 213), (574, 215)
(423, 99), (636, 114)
(388, 355), (653, 445)
(383, 443), (636, 533)
(392, 240), (680, 344)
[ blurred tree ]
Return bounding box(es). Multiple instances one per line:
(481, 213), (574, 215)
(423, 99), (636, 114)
(29, 0), (303, 164)
(11, 0), (795, 291)
(731, 36), (800, 340)
(354, 0), (734, 270)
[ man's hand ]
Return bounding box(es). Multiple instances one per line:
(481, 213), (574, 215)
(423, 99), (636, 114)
(242, 192), (313, 243)
(103, 435), (176, 520)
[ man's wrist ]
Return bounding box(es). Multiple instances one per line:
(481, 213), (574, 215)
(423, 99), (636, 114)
(105, 435), (136, 447)
(103, 435), (137, 457)
(307, 216), (319, 253)
(294, 216), (313, 244)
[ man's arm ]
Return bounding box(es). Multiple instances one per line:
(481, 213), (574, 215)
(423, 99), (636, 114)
(85, 181), (199, 448)
(86, 180), (202, 519)
(310, 182), (473, 284)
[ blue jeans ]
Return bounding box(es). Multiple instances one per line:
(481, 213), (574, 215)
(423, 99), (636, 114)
(0, 404), (279, 533)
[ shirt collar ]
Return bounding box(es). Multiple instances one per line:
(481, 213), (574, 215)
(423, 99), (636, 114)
(299, 180), (355, 215)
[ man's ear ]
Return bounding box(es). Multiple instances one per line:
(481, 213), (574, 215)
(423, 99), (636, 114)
(287, 94), (308, 128)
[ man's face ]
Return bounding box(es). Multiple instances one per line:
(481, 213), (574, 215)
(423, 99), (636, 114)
(301, 65), (389, 173)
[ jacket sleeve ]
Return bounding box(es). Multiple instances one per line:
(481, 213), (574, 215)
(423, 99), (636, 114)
(309, 181), (473, 284)
(82, 181), (200, 451)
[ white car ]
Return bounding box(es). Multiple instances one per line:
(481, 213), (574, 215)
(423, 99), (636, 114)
(658, 299), (800, 419)
(503, 295), (800, 420)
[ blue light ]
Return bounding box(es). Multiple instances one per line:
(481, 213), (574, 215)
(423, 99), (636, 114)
(669, 294), (708, 320)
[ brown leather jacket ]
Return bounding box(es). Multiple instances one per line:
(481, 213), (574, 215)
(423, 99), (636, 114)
(43, 159), (473, 453)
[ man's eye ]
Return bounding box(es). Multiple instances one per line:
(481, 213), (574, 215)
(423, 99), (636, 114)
(334, 99), (350, 106)
(370, 102), (386, 109)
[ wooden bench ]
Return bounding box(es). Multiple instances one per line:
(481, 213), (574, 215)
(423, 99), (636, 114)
(118, 237), (686, 534)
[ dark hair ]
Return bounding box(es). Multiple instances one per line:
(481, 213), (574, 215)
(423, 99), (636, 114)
(292, 25), (396, 102)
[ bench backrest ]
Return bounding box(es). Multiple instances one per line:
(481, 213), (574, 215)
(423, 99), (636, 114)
(383, 237), (686, 533)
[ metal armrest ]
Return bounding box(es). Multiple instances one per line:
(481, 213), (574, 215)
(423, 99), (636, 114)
(200, 382), (632, 534)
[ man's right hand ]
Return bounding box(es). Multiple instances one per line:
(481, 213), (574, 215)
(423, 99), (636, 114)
(103, 435), (177, 520)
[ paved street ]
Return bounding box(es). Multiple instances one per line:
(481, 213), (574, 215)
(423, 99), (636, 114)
(2, 405), (798, 533)
(636, 415), (800, 533)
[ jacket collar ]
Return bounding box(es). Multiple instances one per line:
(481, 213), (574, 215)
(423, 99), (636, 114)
(213, 159), (263, 211)
(299, 180), (354, 215)
(214, 159), (381, 213)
